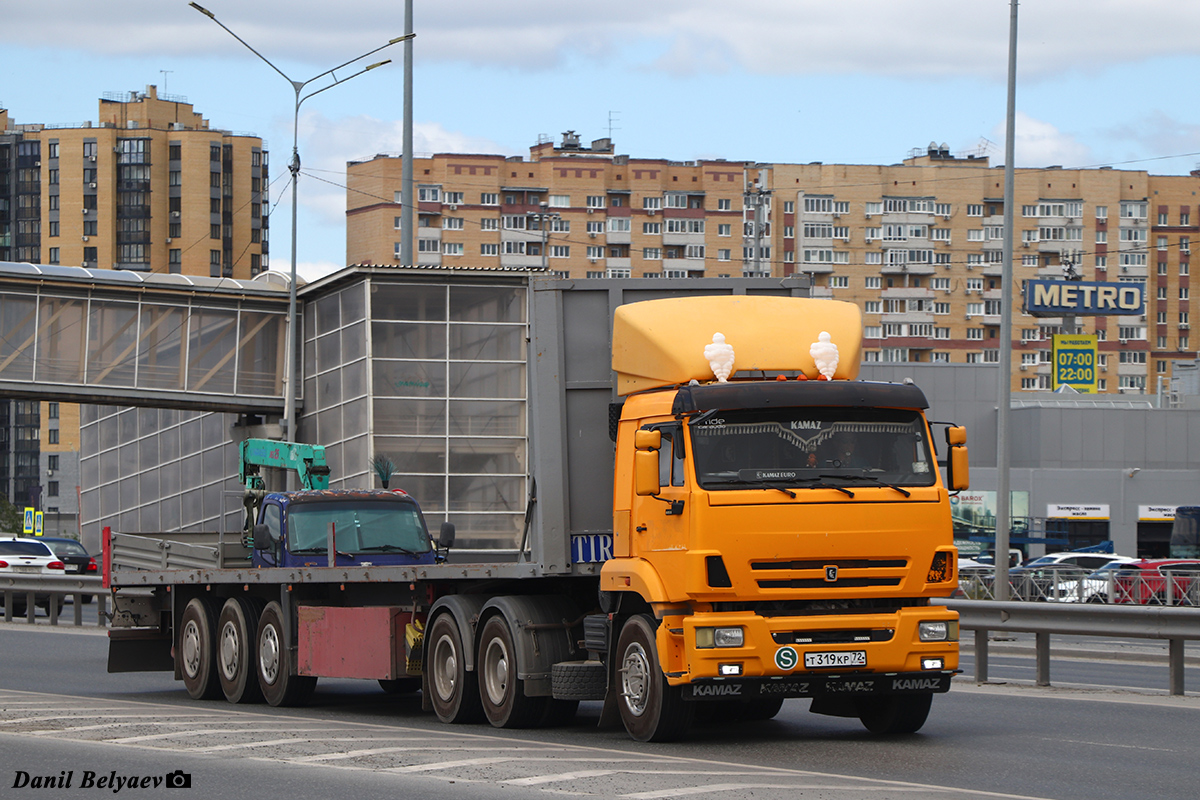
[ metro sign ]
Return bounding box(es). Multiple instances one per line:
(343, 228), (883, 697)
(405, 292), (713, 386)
(1024, 279), (1145, 317)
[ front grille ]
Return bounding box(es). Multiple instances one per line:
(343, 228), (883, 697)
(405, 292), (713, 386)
(771, 628), (895, 645)
(757, 577), (903, 589)
(752, 558), (907, 571)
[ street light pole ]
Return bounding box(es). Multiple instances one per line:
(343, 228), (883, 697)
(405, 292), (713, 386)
(189, 3), (413, 445)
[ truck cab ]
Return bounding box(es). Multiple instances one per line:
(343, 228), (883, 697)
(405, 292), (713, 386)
(250, 489), (437, 569)
(599, 295), (967, 740)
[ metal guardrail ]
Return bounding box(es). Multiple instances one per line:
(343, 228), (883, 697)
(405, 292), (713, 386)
(1, 575), (107, 627)
(958, 566), (1200, 605)
(940, 598), (1200, 695)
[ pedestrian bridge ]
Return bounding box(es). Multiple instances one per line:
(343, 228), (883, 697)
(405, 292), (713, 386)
(0, 261), (290, 414)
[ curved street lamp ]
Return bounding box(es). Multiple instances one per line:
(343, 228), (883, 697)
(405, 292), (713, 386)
(189, 3), (413, 445)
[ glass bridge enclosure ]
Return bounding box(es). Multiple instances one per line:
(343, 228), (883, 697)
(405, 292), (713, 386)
(0, 263), (287, 412)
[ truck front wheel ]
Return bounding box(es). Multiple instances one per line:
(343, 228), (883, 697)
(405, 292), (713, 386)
(217, 597), (264, 704)
(255, 602), (316, 707)
(616, 614), (694, 742)
(427, 612), (483, 724)
(857, 693), (932, 735)
(179, 598), (221, 700)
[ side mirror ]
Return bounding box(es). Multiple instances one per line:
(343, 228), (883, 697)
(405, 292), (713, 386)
(946, 426), (967, 447)
(438, 522), (456, 549)
(252, 523), (272, 550)
(635, 450), (662, 497)
(948, 444), (970, 491)
(634, 429), (662, 451)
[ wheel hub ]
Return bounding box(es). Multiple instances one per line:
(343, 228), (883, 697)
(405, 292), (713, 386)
(483, 637), (510, 705)
(620, 642), (651, 717)
(181, 619), (202, 679)
(259, 624), (280, 684)
(220, 621), (239, 680)
(432, 633), (457, 701)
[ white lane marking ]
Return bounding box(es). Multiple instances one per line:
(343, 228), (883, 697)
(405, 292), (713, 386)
(107, 729), (248, 744)
(507, 770), (795, 787)
(1043, 737), (1176, 752)
(505, 769), (620, 785)
(386, 756), (515, 773)
(193, 736), (421, 753)
(290, 744), (526, 762)
(624, 785), (867, 799)
(32, 719), (306, 735)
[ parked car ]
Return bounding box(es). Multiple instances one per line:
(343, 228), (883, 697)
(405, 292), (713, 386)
(38, 537), (98, 603)
(1113, 559), (1200, 606)
(1018, 551), (1130, 572)
(0, 537), (66, 615)
(1049, 557), (1140, 603)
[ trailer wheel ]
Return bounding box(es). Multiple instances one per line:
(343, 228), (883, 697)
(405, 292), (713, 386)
(256, 601), (316, 707)
(857, 693), (932, 735)
(179, 598), (222, 701)
(615, 614), (694, 742)
(478, 615), (548, 728)
(427, 612), (483, 724)
(217, 597), (264, 704)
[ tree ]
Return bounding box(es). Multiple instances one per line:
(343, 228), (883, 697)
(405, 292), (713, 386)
(0, 494), (26, 535)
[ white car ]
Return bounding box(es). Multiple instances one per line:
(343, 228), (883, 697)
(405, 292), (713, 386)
(1021, 552), (1133, 572)
(1049, 557), (1139, 603)
(0, 537), (67, 615)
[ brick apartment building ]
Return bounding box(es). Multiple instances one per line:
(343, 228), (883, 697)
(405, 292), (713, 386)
(347, 133), (1197, 396)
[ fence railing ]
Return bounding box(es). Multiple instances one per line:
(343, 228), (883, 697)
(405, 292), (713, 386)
(958, 566), (1200, 606)
(1, 575), (107, 627)
(940, 598), (1200, 695)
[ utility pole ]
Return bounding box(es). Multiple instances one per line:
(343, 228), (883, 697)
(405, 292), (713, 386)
(743, 169), (771, 277)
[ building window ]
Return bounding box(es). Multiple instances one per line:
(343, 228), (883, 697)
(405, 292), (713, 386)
(442, 242), (464, 256)
(48, 429), (59, 445)
(48, 402), (59, 420)
(48, 247), (59, 264)
(48, 455), (59, 471)
(717, 199), (732, 211)
(643, 222), (661, 235)
(48, 481), (59, 497)
(830, 276), (849, 289)
(550, 245), (570, 258)
(481, 243), (499, 256)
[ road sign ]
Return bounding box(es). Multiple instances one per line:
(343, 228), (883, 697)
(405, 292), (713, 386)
(34, 511), (43, 536)
(23, 507), (34, 534)
(1052, 334), (1098, 393)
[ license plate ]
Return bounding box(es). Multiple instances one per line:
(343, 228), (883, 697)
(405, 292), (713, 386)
(804, 650), (866, 668)
(11, 566), (40, 574)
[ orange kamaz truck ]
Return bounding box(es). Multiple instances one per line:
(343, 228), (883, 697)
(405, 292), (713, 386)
(105, 277), (967, 743)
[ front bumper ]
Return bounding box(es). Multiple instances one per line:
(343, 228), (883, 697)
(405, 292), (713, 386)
(666, 605), (959, 684)
(683, 670), (955, 701)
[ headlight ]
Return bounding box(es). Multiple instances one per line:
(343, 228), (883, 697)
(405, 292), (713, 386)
(918, 620), (958, 642)
(696, 627), (744, 648)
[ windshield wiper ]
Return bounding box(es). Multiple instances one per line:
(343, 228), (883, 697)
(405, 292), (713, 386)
(707, 478), (853, 498)
(359, 544), (423, 555)
(820, 473), (911, 497)
(290, 547), (355, 557)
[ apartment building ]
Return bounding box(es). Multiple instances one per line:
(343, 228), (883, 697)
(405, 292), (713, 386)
(0, 86), (268, 278)
(0, 89), (270, 532)
(347, 135), (1196, 395)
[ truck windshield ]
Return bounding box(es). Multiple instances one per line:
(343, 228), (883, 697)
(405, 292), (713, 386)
(690, 407), (936, 491)
(288, 500), (432, 555)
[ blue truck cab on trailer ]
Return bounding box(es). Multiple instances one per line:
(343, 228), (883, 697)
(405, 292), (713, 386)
(251, 489), (437, 569)
(239, 438), (439, 569)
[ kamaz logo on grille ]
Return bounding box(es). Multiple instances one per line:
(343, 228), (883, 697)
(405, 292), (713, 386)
(692, 683), (743, 697)
(824, 565), (838, 582)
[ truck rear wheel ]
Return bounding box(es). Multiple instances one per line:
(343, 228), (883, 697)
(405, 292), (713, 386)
(478, 615), (547, 728)
(217, 597), (264, 704)
(616, 614), (694, 742)
(179, 598), (222, 700)
(857, 693), (932, 735)
(427, 612), (483, 724)
(256, 601), (316, 707)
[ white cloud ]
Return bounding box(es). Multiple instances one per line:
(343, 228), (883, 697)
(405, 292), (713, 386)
(992, 113), (1093, 168)
(7, 1), (1200, 81)
(297, 112), (515, 227)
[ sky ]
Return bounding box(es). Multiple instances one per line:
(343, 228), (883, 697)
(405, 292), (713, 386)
(4, 0), (1200, 280)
